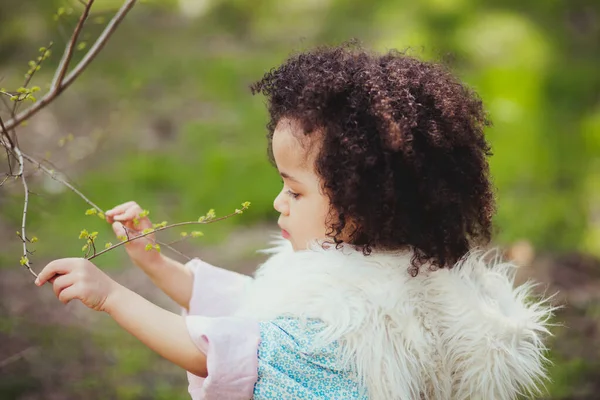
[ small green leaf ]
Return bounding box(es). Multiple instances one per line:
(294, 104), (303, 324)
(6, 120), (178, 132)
(180, 232), (188, 237)
(145, 243), (153, 251)
(79, 229), (89, 239)
(105, 242), (113, 249)
(30, 236), (38, 243)
(142, 228), (154, 235)
(85, 208), (97, 216)
(139, 209), (150, 218)
(191, 231), (203, 238)
(20, 256), (29, 266)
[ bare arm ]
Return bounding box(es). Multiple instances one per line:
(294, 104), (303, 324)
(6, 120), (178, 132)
(36, 258), (207, 377)
(105, 202), (194, 309)
(105, 282), (207, 377)
(134, 254), (193, 310)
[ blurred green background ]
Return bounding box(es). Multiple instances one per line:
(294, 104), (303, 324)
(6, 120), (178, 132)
(1, 0), (599, 398)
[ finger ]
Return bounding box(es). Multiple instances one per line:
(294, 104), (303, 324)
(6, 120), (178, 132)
(112, 204), (143, 222)
(57, 284), (78, 305)
(105, 201), (137, 217)
(114, 206), (152, 231)
(52, 274), (75, 299)
(112, 222), (131, 239)
(36, 260), (75, 286)
(106, 202), (138, 224)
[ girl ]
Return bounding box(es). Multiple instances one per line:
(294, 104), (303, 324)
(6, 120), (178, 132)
(36, 44), (553, 399)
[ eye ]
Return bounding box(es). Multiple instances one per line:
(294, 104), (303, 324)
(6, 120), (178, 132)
(286, 189), (300, 199)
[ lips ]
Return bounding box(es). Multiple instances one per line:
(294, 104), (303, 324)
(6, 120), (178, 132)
(281, 229), (290, 239)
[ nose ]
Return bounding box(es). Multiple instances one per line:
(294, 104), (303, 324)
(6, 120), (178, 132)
(273, 190), (289, 216)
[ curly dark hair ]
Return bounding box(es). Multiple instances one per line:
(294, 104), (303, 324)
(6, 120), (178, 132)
(251, 42), (495, 274)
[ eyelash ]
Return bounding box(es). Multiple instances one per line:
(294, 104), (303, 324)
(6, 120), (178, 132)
(286, 189), (300, 199)
(280, 179), (300, 199)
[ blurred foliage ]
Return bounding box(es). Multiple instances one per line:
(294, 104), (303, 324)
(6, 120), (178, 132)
(0, 0), (597, 257)
(0, 0), (599, 398)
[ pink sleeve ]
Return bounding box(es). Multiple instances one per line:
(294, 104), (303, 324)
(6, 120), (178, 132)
(185, 316), (260, 400)
(182, 259), (259, 400)
(185, 258), (252, 317)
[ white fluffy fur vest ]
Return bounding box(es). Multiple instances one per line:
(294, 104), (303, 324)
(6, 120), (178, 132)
(235, 239), (554, 400)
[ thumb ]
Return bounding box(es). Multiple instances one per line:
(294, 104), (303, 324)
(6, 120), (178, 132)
(112, 222), (127, 239)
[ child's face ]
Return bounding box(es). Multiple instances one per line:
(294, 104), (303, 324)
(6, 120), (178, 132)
(272, 118), (331, 251)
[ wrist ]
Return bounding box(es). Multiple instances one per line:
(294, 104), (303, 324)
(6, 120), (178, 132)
(131, 249), (165, 271)
(103, 282), (129, 315)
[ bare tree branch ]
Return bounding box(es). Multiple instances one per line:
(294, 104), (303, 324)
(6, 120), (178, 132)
(52, 0), (95, 90)
(3, 0), (137, 131)
(1, 0), (209, 276)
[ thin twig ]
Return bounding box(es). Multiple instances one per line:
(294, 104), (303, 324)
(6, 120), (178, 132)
(21, 151), (102, 211)
(52, 0), (94, 90)
(12, 43), (54, 118)
(3, 0), (137, 131)
(0, 114), (15, 150)
(0, 174), (13, 186)
(13, 146), (37, 278)
(22, 43), (53, 89)
(87, 210), (246, 261)
(123, 225), (192, 261)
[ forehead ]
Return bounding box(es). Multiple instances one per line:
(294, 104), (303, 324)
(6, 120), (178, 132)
(272, 118), (317, 170)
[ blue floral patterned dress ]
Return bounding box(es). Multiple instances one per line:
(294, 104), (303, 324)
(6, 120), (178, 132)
(253, 317), (367, 399)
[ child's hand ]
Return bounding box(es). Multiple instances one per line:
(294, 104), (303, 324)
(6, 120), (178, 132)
(105, 201), (160, 267)
(35, 258), (120, 312)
